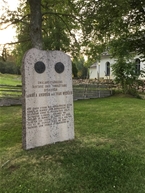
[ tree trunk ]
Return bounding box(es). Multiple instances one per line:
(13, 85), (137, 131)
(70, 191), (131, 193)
(28, 0), (43, 49)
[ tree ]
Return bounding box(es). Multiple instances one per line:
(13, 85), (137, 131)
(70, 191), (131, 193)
(78, 0), (145, 95)
(73, 56), (88, 79)
(72, 62), (78, 78)
(112, 56), (145, 95)
(28, 0), (43, 49)
(1, 0), (145, 67)
(81, 0), (145, 60)
(0, 0), (81, 65)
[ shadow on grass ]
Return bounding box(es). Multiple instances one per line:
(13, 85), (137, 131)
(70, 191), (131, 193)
(1, 140), (145, 193)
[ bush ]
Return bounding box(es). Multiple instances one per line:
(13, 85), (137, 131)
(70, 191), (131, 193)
(0, 61), (20, 74)
(112, 57), (145, 96)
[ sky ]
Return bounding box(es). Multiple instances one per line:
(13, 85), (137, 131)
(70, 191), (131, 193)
(0, 0), (19, 44)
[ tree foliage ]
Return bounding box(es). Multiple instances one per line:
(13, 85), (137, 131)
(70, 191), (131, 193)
(0, 0), (145, 68)
(81, 0), (145, 60)
(112, 56), (145, 95)
(78, 0), (145, 94)
(73, 56), (88, 79)
(1, 0), (81, 66)
(0, 60), (20, 74)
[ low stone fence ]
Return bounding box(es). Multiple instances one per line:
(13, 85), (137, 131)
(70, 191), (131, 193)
(73, 79), (113, 100)
(0, 84), (21, 106)
(1, 78), (145, 106)
(73, 84), (112, 100)
(0, 97), (21, 106)
(73, 78), (145, 93)
(0, 80), (112, 106)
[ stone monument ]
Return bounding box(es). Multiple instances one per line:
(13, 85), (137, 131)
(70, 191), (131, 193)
(22, 48), (74, 150)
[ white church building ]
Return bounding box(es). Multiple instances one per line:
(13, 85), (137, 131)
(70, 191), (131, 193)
(89, 53), (145, 80)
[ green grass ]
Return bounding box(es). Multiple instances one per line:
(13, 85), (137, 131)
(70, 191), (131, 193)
(1, 97), (145, 193)
(0, 85), (22, 98)
(0, 73), (21, 86)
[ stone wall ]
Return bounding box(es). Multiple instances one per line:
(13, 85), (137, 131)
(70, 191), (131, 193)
(73, 78), (145, 93)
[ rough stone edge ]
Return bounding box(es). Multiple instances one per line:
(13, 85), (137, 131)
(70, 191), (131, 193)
(22, 49), (31, 150)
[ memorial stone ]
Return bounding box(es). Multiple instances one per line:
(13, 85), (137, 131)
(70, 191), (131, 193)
(22, 48), (74, 150)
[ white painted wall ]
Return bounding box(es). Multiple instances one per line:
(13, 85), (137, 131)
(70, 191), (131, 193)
(89, 63), (98, 79)
(89, 54), (145, 80)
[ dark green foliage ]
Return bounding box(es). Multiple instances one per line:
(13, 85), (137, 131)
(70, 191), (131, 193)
(73, 57), (88, 79)
(109, 38), (145, 96)
(72, 62), (78, 78)
(1, 0), (145, 68)
(112, 57), (145, 96)
(12, 0), (81, 66)
(81, 0), (145, 60)
(0, 61), (20, 74)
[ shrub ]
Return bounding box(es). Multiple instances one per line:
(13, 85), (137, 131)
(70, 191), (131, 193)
(0, 61), (20, 74)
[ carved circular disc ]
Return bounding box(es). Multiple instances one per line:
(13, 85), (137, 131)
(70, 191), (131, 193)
(55, 62), (65, 74)
(34, 61), (46, 74)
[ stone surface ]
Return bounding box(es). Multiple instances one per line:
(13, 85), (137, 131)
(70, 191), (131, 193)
(22, 48), (74, 150)
(0, 98), (21, 106)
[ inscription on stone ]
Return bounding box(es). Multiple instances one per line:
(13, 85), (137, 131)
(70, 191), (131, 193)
(22, 48), (74, 150)
(26, 104), (72, 129)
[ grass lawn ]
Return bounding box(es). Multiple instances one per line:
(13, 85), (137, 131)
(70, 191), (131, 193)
(0, 73), (21, 86)
(0, 96), (145, 193)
